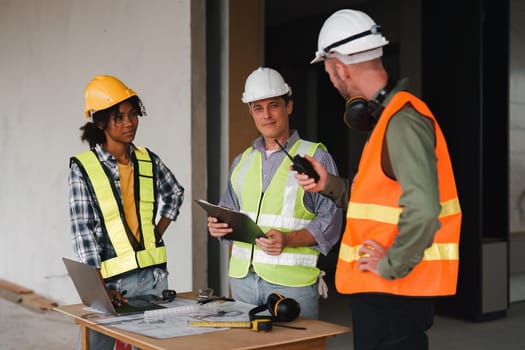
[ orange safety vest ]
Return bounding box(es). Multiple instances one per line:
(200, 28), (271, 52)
(335, 91), (462, 297)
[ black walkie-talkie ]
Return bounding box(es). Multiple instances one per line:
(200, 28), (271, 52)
(275, 139), (320, 183)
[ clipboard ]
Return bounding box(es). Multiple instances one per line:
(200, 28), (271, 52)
(195, 199), (265, 244)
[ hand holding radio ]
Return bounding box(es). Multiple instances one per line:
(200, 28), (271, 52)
(275, 139), (320, 182)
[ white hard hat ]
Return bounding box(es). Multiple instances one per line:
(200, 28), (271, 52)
(241, 67), (292, 104)
(311, 9), (389, 64)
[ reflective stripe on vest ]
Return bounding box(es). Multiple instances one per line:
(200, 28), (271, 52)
(73, 147), (166, 279)
(335, 92), (462, 297)
(231, 244), (319, 267)
(229, 139), (324, 287)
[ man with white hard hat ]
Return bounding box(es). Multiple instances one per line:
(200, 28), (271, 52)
(207, 67), (343, 319)
(295, 9), (462, 349)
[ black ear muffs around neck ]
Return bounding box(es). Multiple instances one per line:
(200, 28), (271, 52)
(343, 80), (396, 132)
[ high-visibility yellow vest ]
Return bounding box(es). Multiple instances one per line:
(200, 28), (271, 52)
(229, 139), (325, 287)
(72, 147), (166, 279)
(335, 91), (462, 296)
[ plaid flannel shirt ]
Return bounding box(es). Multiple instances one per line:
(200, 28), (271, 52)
(68, 144), (184, 268)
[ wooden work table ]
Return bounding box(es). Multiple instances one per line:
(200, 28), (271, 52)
(55, 292), (351, 350)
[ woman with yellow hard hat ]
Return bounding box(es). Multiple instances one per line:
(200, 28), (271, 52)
(68, 75), (184, 350)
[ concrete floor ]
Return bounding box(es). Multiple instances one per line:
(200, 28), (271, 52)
(320, 289), (525, 350)
(2, 293), (525, 350)
(2, 268), (525, 350)
(0, 297), (77, 350)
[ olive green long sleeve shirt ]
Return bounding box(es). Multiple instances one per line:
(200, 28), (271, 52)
(322, 82), (442, 280)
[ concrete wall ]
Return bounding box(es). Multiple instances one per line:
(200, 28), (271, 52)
(0, 0), (523, 307)
(0, 0), (198, 305)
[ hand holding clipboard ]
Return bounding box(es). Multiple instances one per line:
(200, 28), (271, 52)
(196, 199), (265, 244)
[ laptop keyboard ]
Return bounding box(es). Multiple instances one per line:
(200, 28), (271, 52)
(126, 296), (157, 308)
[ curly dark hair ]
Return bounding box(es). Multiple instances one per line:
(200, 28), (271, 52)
(79, 95), (146, 148)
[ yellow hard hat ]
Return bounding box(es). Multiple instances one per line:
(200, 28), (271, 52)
(84, 75), (137, 118)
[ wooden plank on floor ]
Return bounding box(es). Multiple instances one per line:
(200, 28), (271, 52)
(0, 288), (24, 303)
(0, 279), (33, 294)
(21, 294), (58, 311)
(0, 279), (58, 312)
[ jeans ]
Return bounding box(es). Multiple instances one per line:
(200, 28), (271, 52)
(77, 267), (168, 350)
(229, 271), (319, 319)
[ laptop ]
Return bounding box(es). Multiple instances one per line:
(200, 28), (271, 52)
(62, 257), (165, 316)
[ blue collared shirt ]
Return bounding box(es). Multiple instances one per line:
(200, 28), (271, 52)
(219, 130), (343, 255)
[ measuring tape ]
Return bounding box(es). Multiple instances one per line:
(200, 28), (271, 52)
(188, 319), (273, 332)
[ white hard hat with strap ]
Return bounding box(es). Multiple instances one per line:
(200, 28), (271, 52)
(311, 9), (389, 64)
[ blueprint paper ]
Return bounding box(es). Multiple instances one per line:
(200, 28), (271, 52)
(96, 299), (259, 339)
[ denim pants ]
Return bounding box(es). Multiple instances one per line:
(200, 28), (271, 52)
(229, 271), (319, 319)
(77, 267), (168, 350)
